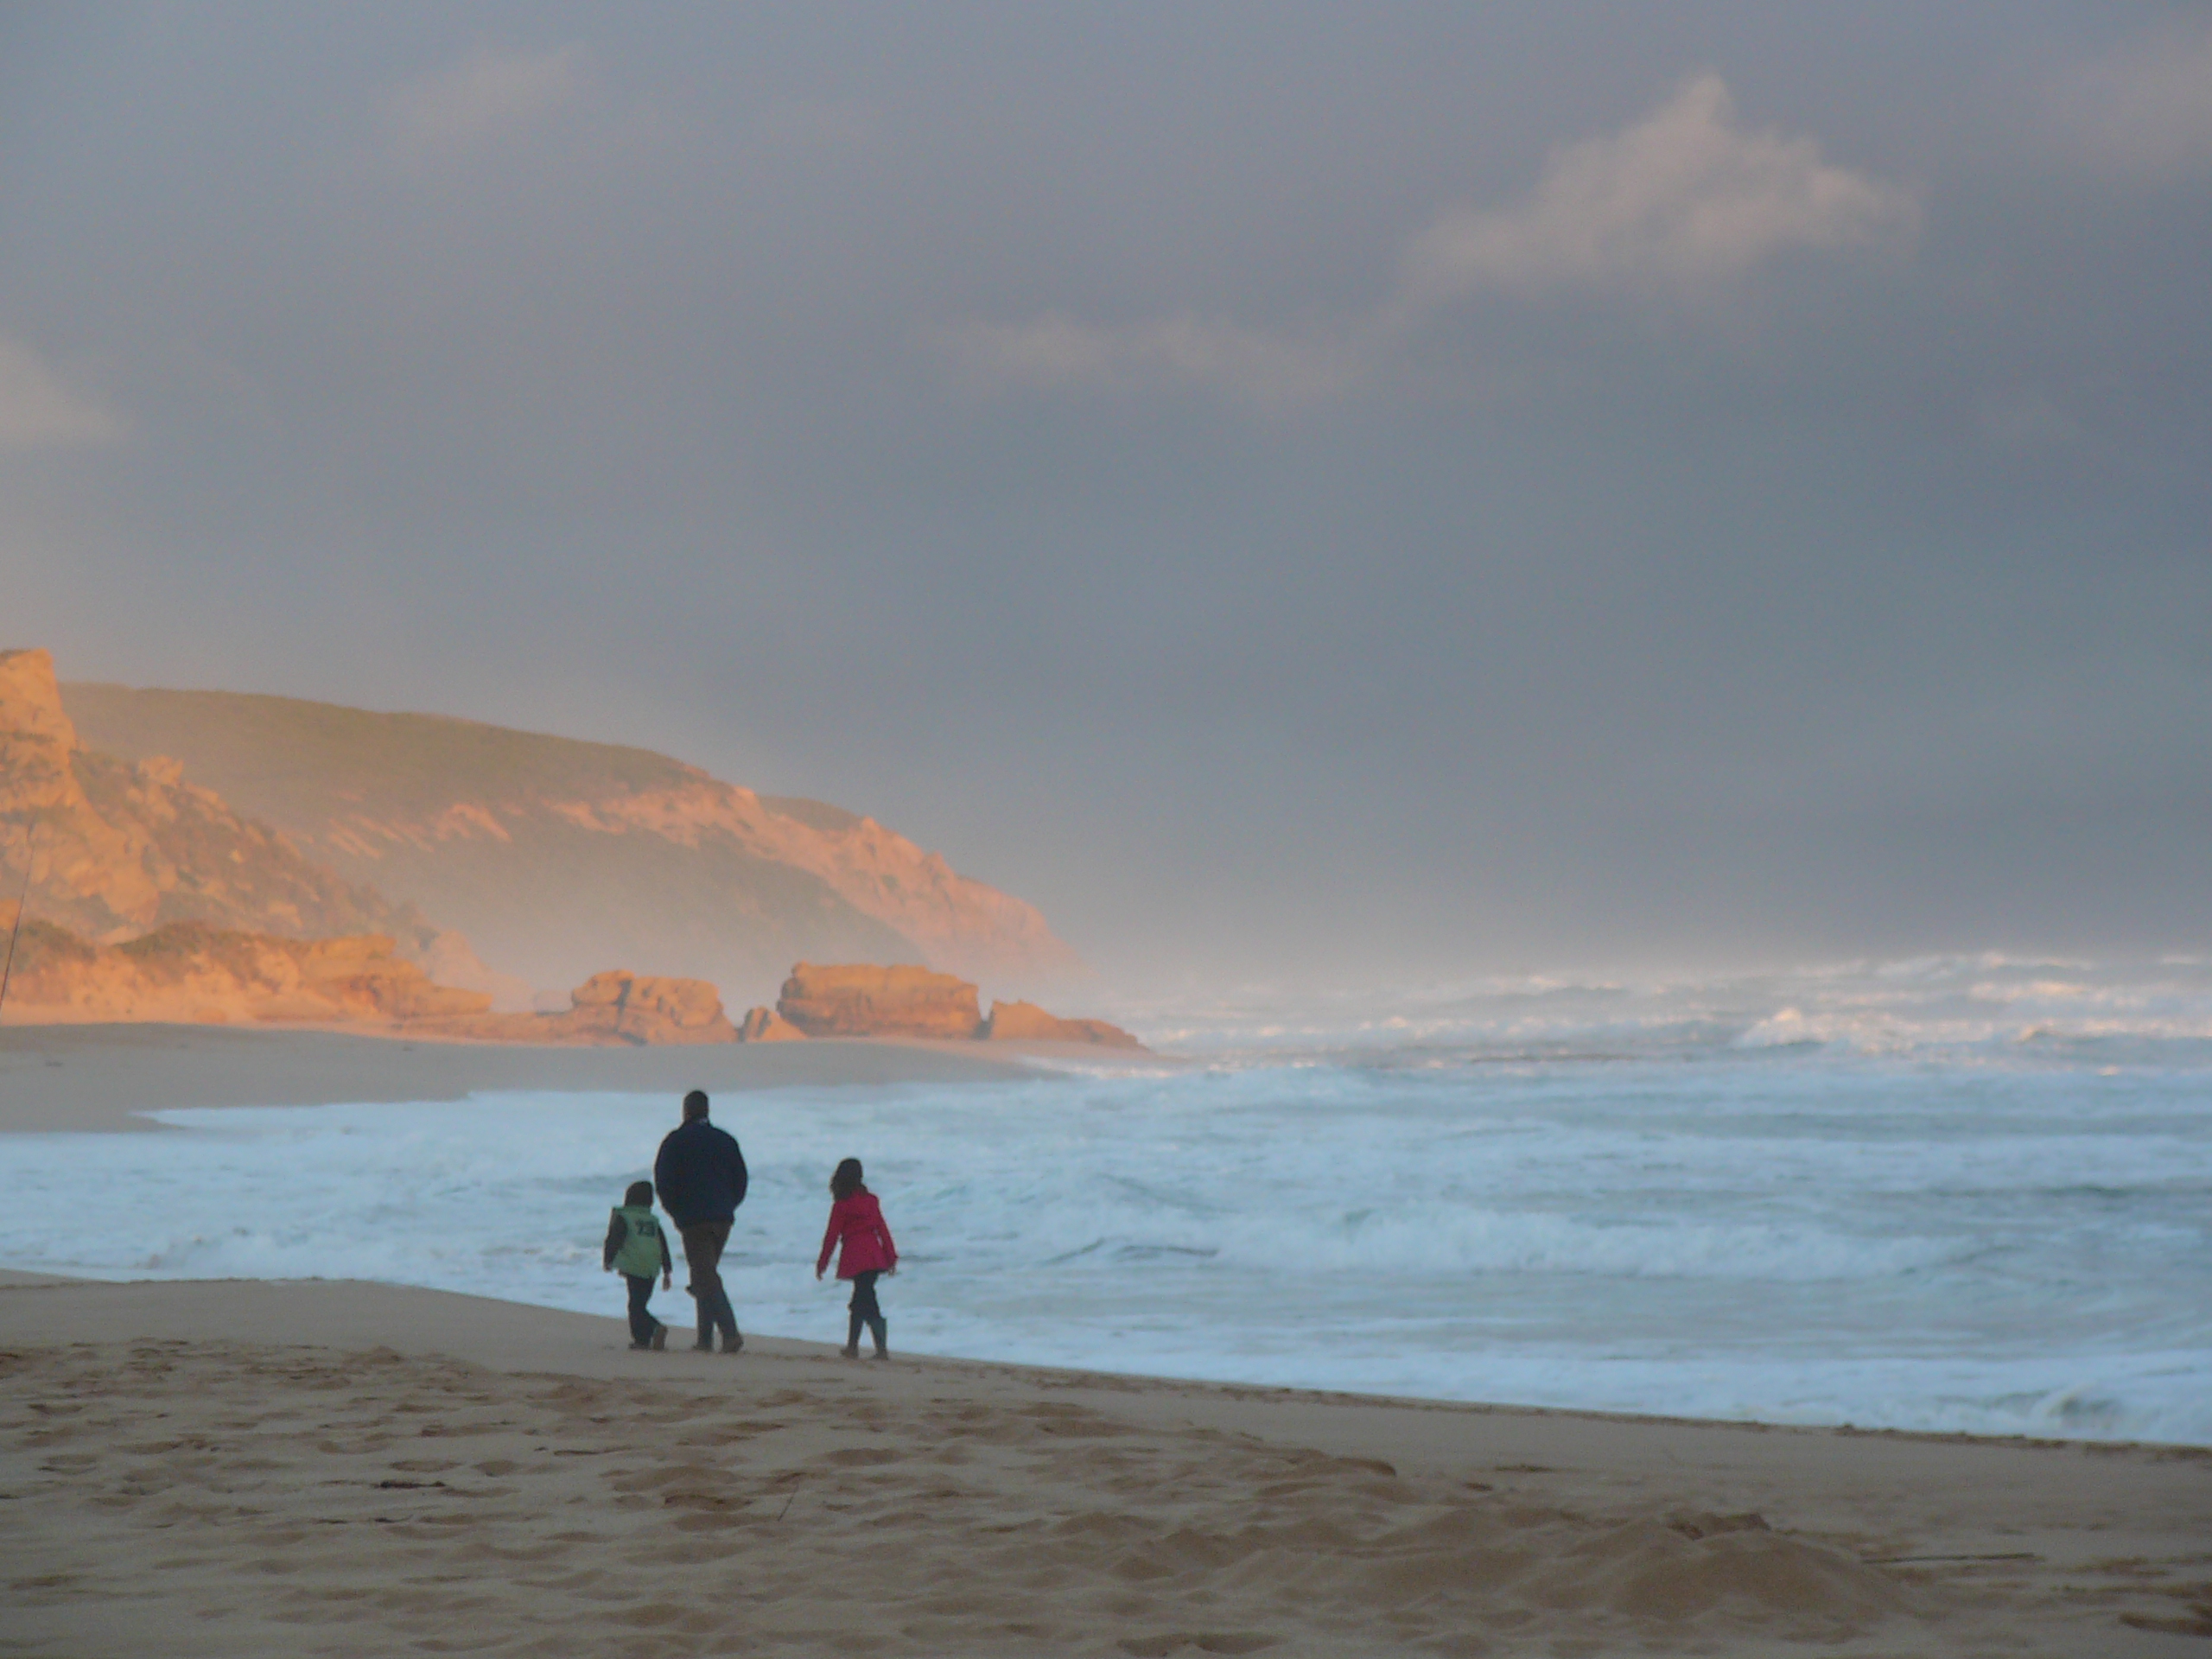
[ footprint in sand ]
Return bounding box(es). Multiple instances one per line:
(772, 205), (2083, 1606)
(1118, 1633), (1281, 1656)
(817, 1446), (905, 1468)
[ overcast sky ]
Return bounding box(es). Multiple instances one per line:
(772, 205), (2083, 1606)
(3, 3), (2208, 987)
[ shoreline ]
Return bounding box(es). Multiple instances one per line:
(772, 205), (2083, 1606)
(0, 1264), (2191, 1458)
(4, 1268), (2207, 1654)
(0, 1020), (1155, 1134)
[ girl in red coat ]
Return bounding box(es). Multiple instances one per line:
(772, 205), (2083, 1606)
(816, 1157), (898, 1359)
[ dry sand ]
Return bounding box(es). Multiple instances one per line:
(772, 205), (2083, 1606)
(2, 1026), (2208, 1655)
(2, 1272), (2207, 1656)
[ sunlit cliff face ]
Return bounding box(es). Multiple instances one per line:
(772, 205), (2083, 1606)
(55, 681), (1084, 1005)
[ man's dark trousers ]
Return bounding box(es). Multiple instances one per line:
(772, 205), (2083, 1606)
(681, 1221), (739, 1348)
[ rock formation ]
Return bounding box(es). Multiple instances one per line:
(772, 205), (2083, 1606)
(1, 906), (1144, 1054)
(62, 678), (1087, 1004)
(0, 649), (518, 1005)
(0, 914), (493, 1028)
(738, 1004), (807, 1042)
(526, 970), (738, 1046)
(775, 962), (983, 1039)
(0, 908), (739, 1046)
(765, 962), (1146, 1050)
(983, 999), (1145, 1050)
(4, 649), (1124, 1050)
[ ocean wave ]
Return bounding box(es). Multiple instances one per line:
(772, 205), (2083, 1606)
(1121, 953), (2212, 1067)
(3, 1023), (2208, 1446)
(1043, 1205), (1960, 1283)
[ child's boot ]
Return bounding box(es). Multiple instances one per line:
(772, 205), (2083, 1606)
(868, 1315), (888, 1360)
(650, 1322), (669, 1351)
(842, 1310), (863, 1359)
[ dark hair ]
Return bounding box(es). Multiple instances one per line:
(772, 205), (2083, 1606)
(682, 1089), (709, 1121)
(625, 1179), (654, 1208)
(830, 1157), (865, 1201)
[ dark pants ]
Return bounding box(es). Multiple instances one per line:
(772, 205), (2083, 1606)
(845, 1269), (886, 1354)
(623, 1274), (660, 1345)
(680, 1221), (739, 1346)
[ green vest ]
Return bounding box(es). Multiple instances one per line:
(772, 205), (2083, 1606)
(611, 1205), (666, 1278)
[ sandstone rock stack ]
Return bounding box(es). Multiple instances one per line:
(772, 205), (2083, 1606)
(757, 962), (1146, 1050)
(536, 970), (738, 1046)
(774, 962), (983, 1039)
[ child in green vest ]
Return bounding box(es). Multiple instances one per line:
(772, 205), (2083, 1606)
(602, 1179), (674, 1351)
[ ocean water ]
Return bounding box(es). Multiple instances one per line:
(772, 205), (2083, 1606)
(4, 953), (2209, 1446)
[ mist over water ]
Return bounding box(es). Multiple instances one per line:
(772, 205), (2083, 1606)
(1116, 951), (2212, 1062)
(4, 953), (2208, 1446)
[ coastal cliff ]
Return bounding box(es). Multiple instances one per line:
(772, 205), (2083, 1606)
(0, 649), (512, 999)
(62, 679), (1086, 1006)
(4, 649), (1117, 1046)
(0, 915), (492, 1028)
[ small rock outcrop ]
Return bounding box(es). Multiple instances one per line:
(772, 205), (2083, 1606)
(776, 962), (983, 1039)
(983, 999), (1145, 1050)
(738, 1004), (807, 1042)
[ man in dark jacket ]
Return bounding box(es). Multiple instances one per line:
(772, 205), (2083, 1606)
(653, 1089), (749, 1353)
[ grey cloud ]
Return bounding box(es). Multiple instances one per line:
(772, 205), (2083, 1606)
(945, 72), (1918, 409)
(1395, 73), (1918, 304)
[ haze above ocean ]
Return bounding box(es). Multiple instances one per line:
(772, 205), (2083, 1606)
(6, 954), (2209, 1445)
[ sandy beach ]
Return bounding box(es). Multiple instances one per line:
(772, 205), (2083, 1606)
(3, 1024), (2209, 1655)
(1, 1270), (2206, 1656)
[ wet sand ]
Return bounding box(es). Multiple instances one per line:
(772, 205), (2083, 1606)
(0, 1021), (1092, 1133)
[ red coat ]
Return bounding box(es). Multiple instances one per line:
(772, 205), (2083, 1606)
(817, 1190), (897, 1279)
